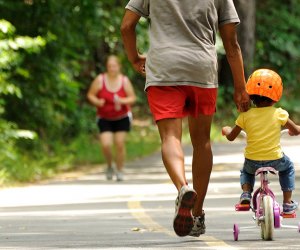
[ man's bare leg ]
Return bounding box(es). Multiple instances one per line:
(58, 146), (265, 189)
(188, 114), (214, 216)
(157, 118), (187, 191)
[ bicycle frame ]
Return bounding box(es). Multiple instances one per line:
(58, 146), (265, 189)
(252, 167), (281, 228)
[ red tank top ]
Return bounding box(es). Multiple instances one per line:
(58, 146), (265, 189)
(97, 74), (130, 120)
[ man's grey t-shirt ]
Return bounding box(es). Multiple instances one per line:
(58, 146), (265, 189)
(126, 0), (240, 90)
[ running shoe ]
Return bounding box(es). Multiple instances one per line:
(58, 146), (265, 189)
(283, 200), (298, 214)
(189, 213), (206, 237)
(240, 191), (251, 205)
(173, 185), (197, 237)
(106, 167), (114, 180)
(116, 171), (124, 182)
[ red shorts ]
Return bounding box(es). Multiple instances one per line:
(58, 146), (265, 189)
(146, 86), (217, 121)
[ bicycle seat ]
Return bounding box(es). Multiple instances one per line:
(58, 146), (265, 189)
(255, 167), (278, 176)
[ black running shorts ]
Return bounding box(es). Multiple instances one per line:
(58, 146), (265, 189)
(97, 116), (131, 133)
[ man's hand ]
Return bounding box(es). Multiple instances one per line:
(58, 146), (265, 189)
(234, 88), (250, 112)
(132, 55), (146, 76)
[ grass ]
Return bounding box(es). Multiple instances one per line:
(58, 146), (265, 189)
(0, 119), (226, 186)
(0, 120), (162, 186)
(70, 119), (161, 166)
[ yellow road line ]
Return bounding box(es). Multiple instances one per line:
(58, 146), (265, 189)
(128, 199), (174, 237)
(128, 198), (237, 249)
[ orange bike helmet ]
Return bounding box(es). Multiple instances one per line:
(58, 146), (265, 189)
(246, 69), (283, 102)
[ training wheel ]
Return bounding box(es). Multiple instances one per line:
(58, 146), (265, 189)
(233, 224), (239, 241)
(273, 205), (281, 228)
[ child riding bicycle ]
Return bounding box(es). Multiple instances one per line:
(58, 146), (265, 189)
(222, 69), (300, 215)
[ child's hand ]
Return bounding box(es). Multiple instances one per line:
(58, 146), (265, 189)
(284, 119), (300, 136)
(222, 126), (232, 136)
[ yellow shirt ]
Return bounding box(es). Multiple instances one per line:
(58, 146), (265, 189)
(236, 107), (288, 160)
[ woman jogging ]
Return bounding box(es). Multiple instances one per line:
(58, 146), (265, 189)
(87, 55), (136, 181)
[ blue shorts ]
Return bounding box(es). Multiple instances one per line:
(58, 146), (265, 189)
(240, 154), (295, 192)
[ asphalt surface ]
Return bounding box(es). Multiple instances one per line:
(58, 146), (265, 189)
(0, 135), (300, 249)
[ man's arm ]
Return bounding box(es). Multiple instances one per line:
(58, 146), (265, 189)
(219, 23), (250, 112)
(121, 10), (146, 75)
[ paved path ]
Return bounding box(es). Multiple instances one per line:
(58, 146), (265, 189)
(0, 136), (300, 249)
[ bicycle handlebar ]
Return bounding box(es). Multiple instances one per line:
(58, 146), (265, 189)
(239, 130), (247, 138)
(239, 129), (289, 138)
(280, 129), (289, 135)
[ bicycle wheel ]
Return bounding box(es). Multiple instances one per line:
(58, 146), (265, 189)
(260, 195), (274, 240)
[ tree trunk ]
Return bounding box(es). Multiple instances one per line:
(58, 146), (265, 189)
(234, 0), (256, 76)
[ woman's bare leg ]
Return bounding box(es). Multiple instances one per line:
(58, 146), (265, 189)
(99, 132), (114, 167)
(114, 131), (127, 171)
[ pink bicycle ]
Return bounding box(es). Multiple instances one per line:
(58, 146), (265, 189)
(233, 130), (300, 241)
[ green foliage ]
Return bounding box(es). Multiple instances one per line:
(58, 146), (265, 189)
(0, 19), (45, 184)
(0, 1), (90, 139)
(0, 0), (149, 139)
(256, 1), (300, 117)
(0, 0), (153, 184)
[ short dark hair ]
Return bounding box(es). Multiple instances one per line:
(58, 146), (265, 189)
(250, 95), (273, 106)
